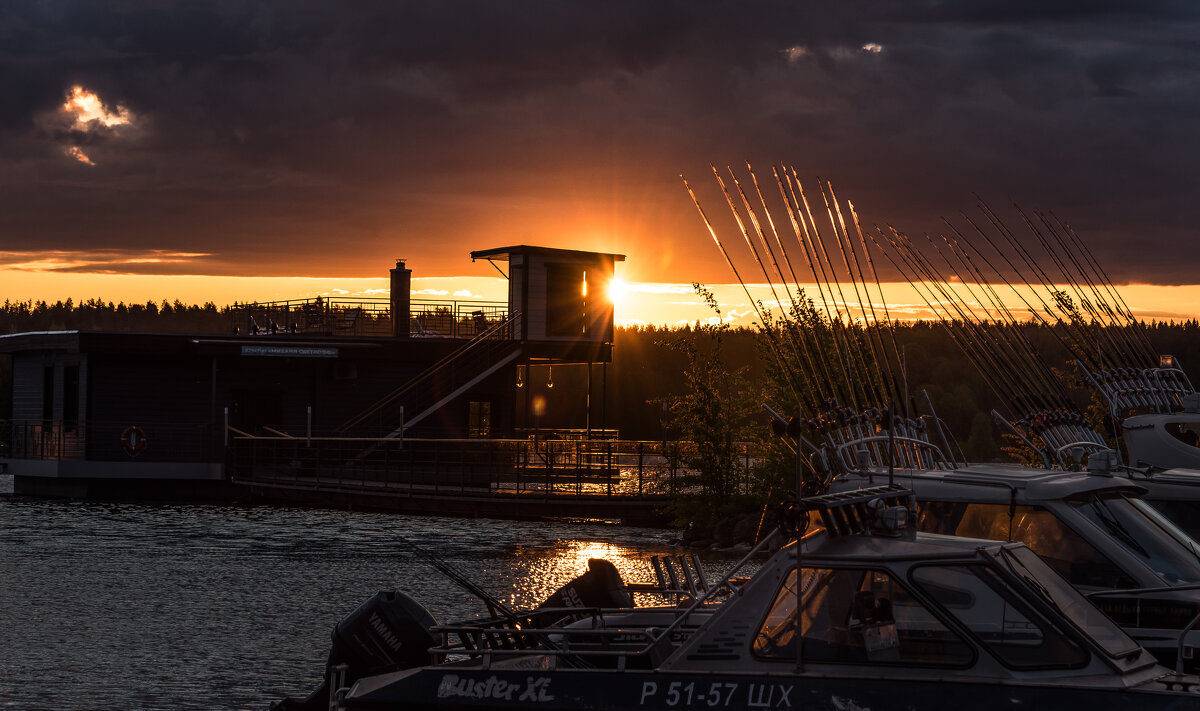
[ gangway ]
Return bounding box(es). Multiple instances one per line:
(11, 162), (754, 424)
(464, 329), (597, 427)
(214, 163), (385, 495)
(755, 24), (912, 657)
(337, 312), (523, 437)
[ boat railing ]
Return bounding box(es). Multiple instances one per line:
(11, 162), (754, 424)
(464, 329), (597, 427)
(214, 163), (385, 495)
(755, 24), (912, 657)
(833, 434), (950, 473)
(430, 611), (689, 670)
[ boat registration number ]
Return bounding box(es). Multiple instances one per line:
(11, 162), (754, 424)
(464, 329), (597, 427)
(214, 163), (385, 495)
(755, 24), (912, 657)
(639, 681), (793, 708)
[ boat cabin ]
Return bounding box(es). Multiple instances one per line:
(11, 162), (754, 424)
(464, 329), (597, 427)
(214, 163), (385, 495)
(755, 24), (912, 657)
(832, 465), (1200, 671)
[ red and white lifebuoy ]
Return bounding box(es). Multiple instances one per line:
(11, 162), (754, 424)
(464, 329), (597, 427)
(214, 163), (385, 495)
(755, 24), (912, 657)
(121, 425), (147, 456)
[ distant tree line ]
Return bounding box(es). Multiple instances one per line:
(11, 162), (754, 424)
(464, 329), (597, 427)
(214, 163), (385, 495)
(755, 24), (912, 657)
(5, 296), (1200, 466)
(0, 298), (228, 335)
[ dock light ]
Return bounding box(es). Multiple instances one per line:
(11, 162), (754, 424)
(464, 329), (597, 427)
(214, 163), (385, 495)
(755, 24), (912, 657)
(1161, 355), (1178, 368)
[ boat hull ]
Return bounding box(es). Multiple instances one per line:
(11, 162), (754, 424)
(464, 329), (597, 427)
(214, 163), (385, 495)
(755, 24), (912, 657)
(345, 667), (1200, 711)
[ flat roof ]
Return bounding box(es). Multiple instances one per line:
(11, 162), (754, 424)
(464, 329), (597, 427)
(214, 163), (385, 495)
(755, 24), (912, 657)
(471, 245), (626, 262)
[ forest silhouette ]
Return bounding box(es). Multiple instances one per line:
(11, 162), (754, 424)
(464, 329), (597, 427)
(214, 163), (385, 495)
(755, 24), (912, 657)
(4, 297), (1200, 464)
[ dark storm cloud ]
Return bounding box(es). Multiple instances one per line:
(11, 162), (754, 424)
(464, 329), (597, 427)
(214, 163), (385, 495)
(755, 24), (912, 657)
(1, 1), (1199, 284)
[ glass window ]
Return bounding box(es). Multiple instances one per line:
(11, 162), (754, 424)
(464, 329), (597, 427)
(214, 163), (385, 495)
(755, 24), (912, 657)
(468, 401), (492, 438)
(754, 567), (973, 666)
(1165, 421), (1200, 448)
(918, 501), (1136, 589)
(1072, 494), (1200, 585)
(1144, 498), (1200, 544)
(995, 546), (1141, 659)
(912, 564), (1088, 669)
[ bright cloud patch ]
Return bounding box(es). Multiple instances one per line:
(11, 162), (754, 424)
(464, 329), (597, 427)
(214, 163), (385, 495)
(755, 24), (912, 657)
(65, 146), (95, 165)
(0, 249), (211, 273)
(46, 85), (137, 166)
(63, 86), (133, 129)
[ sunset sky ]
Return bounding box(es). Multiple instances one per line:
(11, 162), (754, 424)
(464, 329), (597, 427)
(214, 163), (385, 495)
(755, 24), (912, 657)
(3, 2), (1200, 327)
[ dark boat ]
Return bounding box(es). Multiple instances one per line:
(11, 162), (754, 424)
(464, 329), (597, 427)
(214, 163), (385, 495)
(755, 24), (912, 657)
(278, 486), (1200, 711)
(833, 458), (1200, 672)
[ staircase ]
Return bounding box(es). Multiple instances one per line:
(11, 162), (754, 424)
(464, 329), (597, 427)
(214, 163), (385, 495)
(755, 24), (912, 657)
(337, 312), (522, 438)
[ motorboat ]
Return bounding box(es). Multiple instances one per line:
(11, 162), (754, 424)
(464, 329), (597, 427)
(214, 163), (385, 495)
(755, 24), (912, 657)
(277, 486), (1200, 711)
(833, 458), (1200, 672)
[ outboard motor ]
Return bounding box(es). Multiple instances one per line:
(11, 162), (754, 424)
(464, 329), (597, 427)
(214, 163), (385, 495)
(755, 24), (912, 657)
(537, 558), (632, 611)
(273, 591), (438, 711)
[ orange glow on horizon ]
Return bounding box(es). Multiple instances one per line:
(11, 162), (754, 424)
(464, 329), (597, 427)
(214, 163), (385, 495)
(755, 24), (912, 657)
(4, 267), (1200, 329)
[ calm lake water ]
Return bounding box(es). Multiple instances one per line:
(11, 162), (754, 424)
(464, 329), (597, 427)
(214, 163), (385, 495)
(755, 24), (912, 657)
(0, 474), (721, 710)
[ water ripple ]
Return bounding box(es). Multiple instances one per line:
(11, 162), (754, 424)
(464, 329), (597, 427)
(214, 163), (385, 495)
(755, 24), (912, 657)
(0, 475), (724, 710)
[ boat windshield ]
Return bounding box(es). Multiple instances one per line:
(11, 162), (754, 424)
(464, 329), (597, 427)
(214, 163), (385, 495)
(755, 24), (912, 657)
(1070, 493), (1200, 585)
(995, 546), (1142, 659)
(918, 501), (1137, 589)
(911, 563), (1088, 669)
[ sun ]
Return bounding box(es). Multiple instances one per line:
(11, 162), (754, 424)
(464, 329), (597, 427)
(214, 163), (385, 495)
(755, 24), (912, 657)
(606, 276), (629, 308)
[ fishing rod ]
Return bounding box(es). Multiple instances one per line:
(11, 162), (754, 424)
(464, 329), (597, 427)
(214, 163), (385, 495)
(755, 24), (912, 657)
(893, 221), (1108, 457)
(396, 535), (516, 619)
(945, 212), (1155, 427)
(931, 231), (1077, 409)
(827, 194), (893, 409)
(730, 164), (831, 406)
(682, 174), (809, 409)
(825, 181), (893, 408)
(891, 228), (1042, 406)
(849, 204), (905, 385)
(1012, 204), (1141, 369)
(954, 208), (1110, 376)
(1035, 210), (1155, 364)
(971, 202), (1116, 372)
(882, 228), (1056, 419)
(868, 227), (1046, 446)
(1054, 215), (1158, 360)
(780, 168), (861, 409)
(764, 167), (841, 405)
(805, 177), (879, 409)
(884, 233), (1093, 463)
(871, 228), (1021, 411)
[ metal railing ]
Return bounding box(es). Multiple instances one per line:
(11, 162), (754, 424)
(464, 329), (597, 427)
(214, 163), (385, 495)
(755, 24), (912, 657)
(229, 297), (508, 339)
(0, 420), (218, 463)
(230, 435), (762, 498)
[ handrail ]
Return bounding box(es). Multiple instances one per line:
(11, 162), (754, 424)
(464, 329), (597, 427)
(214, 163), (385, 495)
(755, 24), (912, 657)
(834, 435), (949, 472)
(336, 312), (521, 433)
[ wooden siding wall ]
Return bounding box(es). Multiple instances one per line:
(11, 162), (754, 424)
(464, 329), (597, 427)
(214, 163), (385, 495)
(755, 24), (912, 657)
(10, 354), (87, 422)
(11, 356), (45, 421)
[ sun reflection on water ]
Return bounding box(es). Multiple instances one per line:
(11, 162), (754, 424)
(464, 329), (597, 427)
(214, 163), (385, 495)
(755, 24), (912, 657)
(501, 539), (669, 609)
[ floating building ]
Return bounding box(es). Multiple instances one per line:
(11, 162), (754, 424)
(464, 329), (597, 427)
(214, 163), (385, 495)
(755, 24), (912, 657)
(0, 246), (669, 523)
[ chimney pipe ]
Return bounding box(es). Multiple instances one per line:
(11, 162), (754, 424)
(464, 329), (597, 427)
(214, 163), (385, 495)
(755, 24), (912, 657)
(390, 259), (412, 338)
